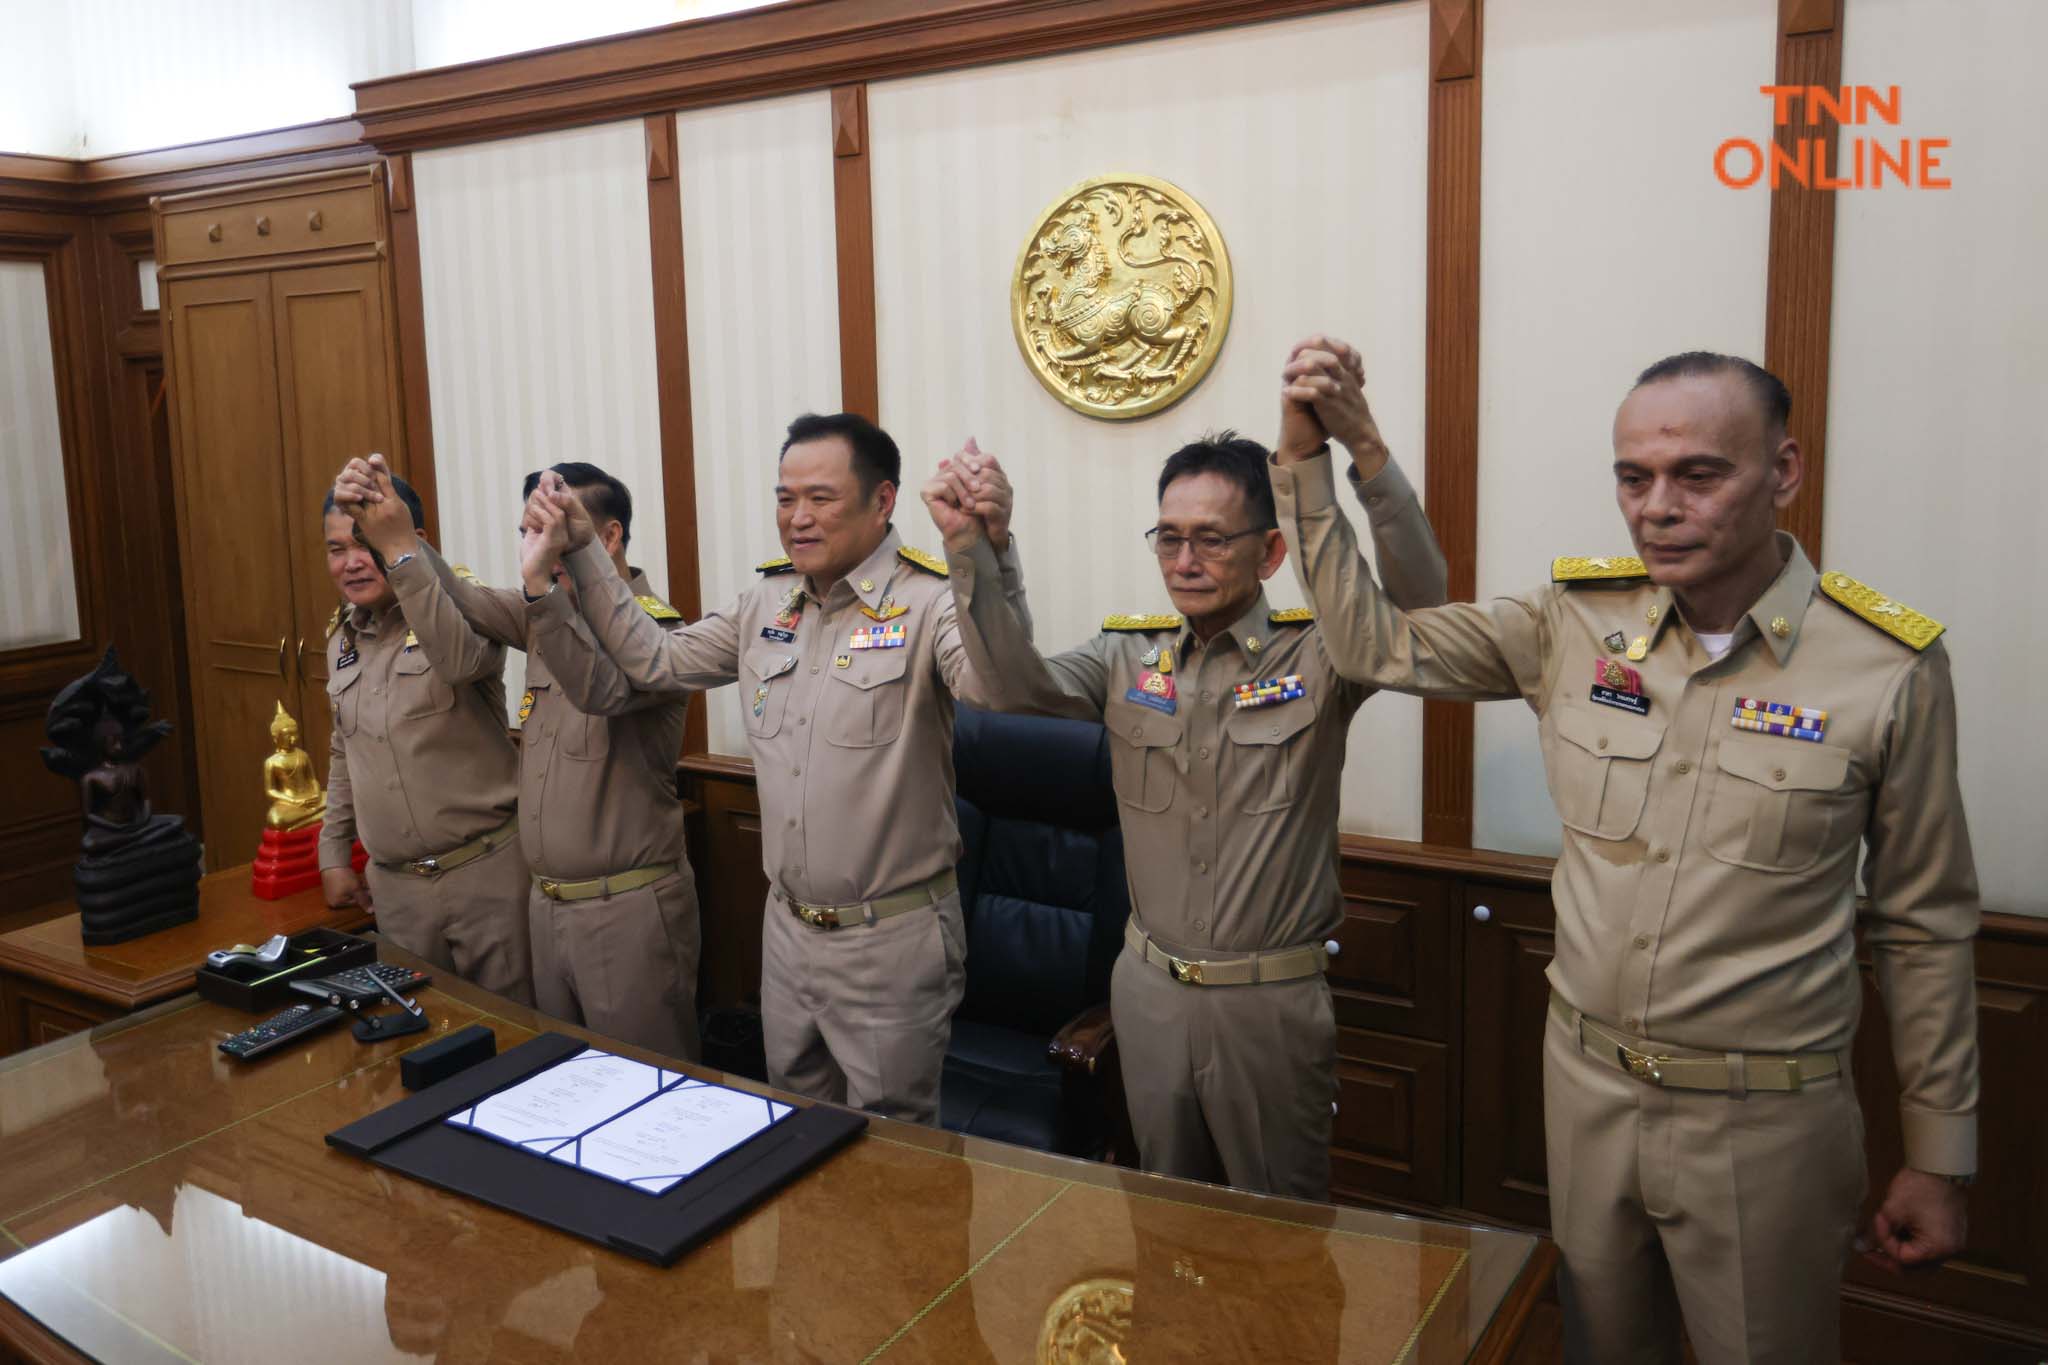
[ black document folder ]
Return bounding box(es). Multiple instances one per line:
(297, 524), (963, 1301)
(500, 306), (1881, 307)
(327, 1031), (866, 1265)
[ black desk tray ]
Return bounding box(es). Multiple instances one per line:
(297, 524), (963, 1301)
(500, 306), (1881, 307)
(327, 1032), (866, 1266)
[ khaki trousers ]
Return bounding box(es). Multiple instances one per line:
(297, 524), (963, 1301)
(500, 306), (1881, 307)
(364, 834), (534, 1005)
(1543, 999), (1865, 1365)
(758, 889), (966, 1127)
(1110, 943), (1337, 1200)
(527, 868), (702, 1062)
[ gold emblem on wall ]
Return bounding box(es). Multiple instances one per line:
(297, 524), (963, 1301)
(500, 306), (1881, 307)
(1012, 175), (1232, 420)
(1036, 1278), (1134, 1364)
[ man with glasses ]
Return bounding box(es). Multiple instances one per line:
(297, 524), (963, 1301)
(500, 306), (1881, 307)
(925, 336), (1447, 1197)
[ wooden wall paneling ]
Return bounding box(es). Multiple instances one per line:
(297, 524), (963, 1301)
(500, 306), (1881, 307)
(1422, 0), (1482, 849)
(0, 209), (115, 911)
(1457, 877), (1555, 1228)
(643, 114), (710, 757)
(1330, 858), (1455, 1042)
(351, 0), (1395, 152)
(1765, 0), (1841, 563)
(681, 763), (771, 1011)
(383, 154), (441, 543)
(830, 85), (878, 422)
(1845, 925), (2048, 1349)
(87, 212), (199, 832)
(1330, 1025), (1451, 1208)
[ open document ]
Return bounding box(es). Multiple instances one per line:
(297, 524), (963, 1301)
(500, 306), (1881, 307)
(447, 1048), (795, 1195)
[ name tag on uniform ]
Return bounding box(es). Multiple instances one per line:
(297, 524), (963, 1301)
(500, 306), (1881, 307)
(1124, 685), (1176, 715)
(760, 626), (797, 643)
(1589, 658), (1649, 716)
(336, 648), (359, 669)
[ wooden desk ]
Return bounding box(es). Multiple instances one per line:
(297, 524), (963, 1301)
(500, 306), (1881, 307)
(0, 958), (1551, 1363)
(0, 867), (372, 1056)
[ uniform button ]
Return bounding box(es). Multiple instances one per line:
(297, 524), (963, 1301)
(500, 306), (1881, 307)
(787, 817), (796, 827)
(1623, 1016), (1640, 1031)
(1201, 691), (1214, 703)
(791, 767), (801, 777)
(373, 687), (384, 696)
(1675, 759), (1692, 774)
(1193, 919), (1206, 931)
(1198, 746), (1210, 759)
(1269, 724), (1279, 737)
(810, 665), (819, 674)
(798, 716), (807, 726)
(1633, 935), (1650, 949)
(1195, 861), (1208, 874)
(1195, 805), (1208, 819)
(1772, 767), (1786, 782)
(1654, 848), (1670, 863)
(1597, 737), (1609, 751)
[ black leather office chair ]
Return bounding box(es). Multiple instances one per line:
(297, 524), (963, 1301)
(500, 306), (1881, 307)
(941, 705), (1133, 1160)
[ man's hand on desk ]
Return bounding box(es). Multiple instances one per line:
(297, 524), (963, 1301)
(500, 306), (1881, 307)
(321, 866), (372, 912)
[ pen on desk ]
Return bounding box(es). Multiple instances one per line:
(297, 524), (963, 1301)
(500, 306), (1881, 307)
(247, 954), (330, 987)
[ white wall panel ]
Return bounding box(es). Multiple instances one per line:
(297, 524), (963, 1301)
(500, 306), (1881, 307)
(674, 95), (841, 756)
(412, 0), (769, 69)
(0, 0), (81, 156)
(1826, 0), (2048, 913)
(869, 4), (1431, 838)
(64, 0), (412, 157)
(1472, 0), (1776, 854)
(414, 121), (665, 715)
(0, 261), (80, 651)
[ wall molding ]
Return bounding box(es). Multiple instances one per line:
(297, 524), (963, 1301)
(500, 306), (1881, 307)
(0, 118), (372, 215)
(1421, 0), (1482, 849)
(350, 0), (1388, 153)
(1764, 0), (1841, 564)
(830, 84), (879, 422)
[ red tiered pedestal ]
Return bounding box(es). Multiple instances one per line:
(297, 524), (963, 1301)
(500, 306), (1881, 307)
(250, 823), (367, 900)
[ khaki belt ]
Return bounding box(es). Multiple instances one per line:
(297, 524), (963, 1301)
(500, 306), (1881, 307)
(382, 816), (518, 878)
(1124, 919), (1328, 987)
(534, 862), (677, 903)
(1551, 993), (1841, 1094)
(783, 869), (956, 931)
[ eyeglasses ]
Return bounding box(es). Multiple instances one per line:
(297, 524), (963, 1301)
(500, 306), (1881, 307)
(1144, 526), (1275, 561)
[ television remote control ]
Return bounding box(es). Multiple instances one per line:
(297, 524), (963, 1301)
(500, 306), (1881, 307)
(218, 1003), (346, 1060)
(291, 962), (431, 1010)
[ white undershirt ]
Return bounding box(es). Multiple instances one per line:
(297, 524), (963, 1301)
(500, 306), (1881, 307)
(1696, 630), (1737, 661)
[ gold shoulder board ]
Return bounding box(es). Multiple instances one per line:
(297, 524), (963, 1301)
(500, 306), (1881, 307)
(636, 594), (682, 622)
(1818, 571), (1944, 651)
(897, 545), (949, 578)
(1268, 607), (1314, 627)
(1552, 555), (1649, 583)
(325, 605), (342, 638)
(755, 556), (794, 575)
(1102, 613), (1184, 632)
(451, 563), (480, 584)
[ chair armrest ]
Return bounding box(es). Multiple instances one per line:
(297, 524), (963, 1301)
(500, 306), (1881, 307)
(1049, 1003), (1115, 1076)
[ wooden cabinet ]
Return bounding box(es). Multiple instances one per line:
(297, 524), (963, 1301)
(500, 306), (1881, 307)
(154, 167), (408, 869)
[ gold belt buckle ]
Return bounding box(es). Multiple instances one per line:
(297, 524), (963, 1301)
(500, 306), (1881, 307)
(1617, 1044), (1665, 1084)
(539, 878), (561, 899)
(410, 855), (441, 876)
(799, 905), (841, 930)
(1167, 956), (1205, 985)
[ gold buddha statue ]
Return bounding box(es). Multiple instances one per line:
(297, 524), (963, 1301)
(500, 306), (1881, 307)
(263, 701), (325, 830)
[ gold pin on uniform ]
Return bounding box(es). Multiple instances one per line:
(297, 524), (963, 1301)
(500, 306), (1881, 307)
(1770, 616), (1790, 638)
(834, 654), (852, 669)
(518, 690), (534, 722)
(1626, 636), (1649, 662)
(857, 578), (875, 593)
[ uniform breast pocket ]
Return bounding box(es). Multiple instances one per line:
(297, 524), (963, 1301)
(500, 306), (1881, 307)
(823, 647), (910, 749)
(392, 649), (454, 719)
(744, 646), (799, 739)
(1702, 737), (1854, 873)
(327, 666), (361, 738)
(1544, 703), (1664, 841)
(1223, 696), (1318, 814)
(1105, 701), (1182, 814)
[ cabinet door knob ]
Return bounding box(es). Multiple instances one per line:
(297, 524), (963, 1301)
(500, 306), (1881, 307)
(307, 210), (323, 231)
(276, 637), (287, 679)
(1323, 939), (1341, 958)
(1472, 904), (1492, 923)
(255, 215), (271, 236)
(206, 223), (222, 243)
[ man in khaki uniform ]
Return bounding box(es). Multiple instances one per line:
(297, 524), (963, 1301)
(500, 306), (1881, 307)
(317, 477), (532, 1003)
(518, 414), (1029, 1125)
(1271, 348), (1977, 1363)
(340, 457), (700, 1060)
(930, 340), (1448, 1199)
